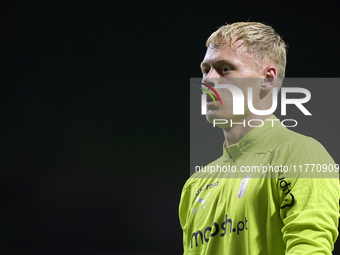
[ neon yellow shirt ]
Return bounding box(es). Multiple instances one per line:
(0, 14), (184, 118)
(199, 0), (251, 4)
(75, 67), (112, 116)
(179, 116), (339, 254)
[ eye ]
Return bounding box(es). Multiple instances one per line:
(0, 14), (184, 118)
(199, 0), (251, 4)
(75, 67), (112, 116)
(221, 67), (229, 74)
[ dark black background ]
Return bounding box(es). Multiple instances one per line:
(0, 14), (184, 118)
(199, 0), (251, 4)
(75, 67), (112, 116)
(1, 1), (339, 254)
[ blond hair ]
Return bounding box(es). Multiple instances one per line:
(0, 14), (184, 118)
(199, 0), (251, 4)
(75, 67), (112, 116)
(206, 22), (287, 78)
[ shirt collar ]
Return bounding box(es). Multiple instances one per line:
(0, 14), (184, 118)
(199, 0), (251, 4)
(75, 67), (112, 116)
(222, 115), (282, 160)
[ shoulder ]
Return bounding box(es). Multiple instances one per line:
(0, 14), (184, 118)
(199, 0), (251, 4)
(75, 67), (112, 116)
(271, 128), (337, 178)
(280, 130), (331, 161)
(261, 125), (331, 159)
(182, 156), (223, 192)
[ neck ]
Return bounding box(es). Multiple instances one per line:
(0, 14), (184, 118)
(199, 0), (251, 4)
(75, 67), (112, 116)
(223, 114), (271, 148)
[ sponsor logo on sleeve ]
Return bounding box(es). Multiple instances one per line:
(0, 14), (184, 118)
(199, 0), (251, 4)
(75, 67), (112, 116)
(278, 171), (295, 209)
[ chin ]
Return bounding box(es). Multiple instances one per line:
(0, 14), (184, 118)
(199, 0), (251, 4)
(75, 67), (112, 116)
(205, 110), (216, 124)
(206, 110), (226, 124)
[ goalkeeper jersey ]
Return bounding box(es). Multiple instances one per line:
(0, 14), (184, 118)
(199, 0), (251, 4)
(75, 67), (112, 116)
(179, 115), (339, 255)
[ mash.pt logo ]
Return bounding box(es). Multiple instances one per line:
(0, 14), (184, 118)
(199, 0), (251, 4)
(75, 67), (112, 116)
(191, 214), (248, 249)
(199, 83), (312, 116)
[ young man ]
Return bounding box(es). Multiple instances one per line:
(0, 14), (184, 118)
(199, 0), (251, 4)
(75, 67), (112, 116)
(179, 22), (339, 254)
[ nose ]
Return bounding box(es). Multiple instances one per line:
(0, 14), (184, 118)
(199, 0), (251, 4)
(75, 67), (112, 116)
(202, 68), (222, 88)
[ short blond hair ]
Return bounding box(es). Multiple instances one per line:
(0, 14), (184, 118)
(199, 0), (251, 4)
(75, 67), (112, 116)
(206, 22), (287, 78)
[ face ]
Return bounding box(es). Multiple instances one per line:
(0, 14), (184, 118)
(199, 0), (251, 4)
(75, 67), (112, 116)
(200, 40), (266, 125)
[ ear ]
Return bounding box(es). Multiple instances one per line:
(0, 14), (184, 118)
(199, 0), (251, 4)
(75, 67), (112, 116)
(261, 66), (277, 91)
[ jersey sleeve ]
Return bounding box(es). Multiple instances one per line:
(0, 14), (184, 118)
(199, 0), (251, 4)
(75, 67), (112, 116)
(277, 136), (340, 254)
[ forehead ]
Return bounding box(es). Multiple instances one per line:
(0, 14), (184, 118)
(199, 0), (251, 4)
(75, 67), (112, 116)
(202, 40), (250, 66)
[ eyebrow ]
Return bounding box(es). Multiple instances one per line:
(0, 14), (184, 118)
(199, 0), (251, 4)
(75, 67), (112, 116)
(200, 59), (236, 70)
